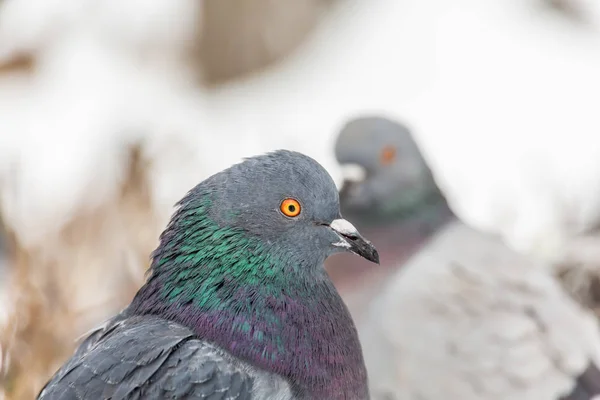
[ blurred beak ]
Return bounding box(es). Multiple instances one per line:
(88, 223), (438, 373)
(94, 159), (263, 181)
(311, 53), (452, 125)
(329, 218), (380, 264)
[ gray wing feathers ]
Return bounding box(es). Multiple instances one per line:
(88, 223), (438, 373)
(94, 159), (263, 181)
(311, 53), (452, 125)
(561, 363), (600, 400)
(38, 316), (253, 400)
(364, 222), (600, 399)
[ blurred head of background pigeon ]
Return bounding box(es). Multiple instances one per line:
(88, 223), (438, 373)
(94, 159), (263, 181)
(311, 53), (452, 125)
(328, 114), (454, 301)
(335, 115), (441, 224)
(39, 150), (378, 400)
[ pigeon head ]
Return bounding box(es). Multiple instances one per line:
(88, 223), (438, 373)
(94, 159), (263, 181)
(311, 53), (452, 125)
(208, 149), (379, 266)
(153, 149), (378, 273)
(335, 115), (440, 219)
(130, 150), (374, 398)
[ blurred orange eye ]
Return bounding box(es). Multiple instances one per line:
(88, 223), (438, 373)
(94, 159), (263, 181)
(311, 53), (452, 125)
(280, 198), (301, 217)
(380, 145), (397, 165)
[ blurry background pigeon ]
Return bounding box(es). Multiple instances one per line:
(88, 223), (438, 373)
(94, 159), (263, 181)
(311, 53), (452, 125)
(364, 222), (600, 400)
(39, 150), (377, 400)
(335, 117), (435, 225)
(331, 115), (600, 400)
(327, 116), (454, 307)
(332, 114), (600, 322)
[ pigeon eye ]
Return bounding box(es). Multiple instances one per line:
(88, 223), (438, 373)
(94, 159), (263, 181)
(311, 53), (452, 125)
(380, 145), (397, 165)
(280, 198), (301, 217)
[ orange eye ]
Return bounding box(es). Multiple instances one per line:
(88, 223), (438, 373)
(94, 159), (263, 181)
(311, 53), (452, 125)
(380, 145), (397, 165)
(280, 198), (301, 217)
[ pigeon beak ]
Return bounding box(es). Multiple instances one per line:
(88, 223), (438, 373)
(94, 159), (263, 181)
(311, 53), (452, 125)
(329, 219), (380, 264)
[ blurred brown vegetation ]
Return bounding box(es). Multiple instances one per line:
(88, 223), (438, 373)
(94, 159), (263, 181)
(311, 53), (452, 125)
(200, 0), (334, 85)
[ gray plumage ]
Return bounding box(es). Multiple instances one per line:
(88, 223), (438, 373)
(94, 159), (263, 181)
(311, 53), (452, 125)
(335, 116), (438, 224)
(335, 115), (600, 400)
(564, 364), (600, 400)
(38, 315), (288, 400)
(38, 150), (378, 400)
(363, 222), (600, 400)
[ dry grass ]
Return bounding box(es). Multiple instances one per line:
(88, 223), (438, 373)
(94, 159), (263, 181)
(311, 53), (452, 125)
(0, 55), (34, 76)
(0, 147), (160, 399)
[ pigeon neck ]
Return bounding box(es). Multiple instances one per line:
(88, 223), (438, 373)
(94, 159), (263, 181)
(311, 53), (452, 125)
(129, 209), (368, 399)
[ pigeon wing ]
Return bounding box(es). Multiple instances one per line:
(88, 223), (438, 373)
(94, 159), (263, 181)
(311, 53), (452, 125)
(366, 222), (600, 400)
(37, 315), (253, 400)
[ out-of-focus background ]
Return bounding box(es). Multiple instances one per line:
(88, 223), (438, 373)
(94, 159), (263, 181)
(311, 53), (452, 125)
(2, 0), (600, 398)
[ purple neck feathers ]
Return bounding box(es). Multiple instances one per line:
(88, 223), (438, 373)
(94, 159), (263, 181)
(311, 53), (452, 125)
(131, 271), (369, 399)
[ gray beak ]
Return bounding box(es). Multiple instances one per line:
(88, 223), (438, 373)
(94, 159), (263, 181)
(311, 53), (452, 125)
(329, 218), (380, 264)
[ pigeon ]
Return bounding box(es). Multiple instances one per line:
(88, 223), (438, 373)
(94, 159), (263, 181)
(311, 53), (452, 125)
(38, 150), (379, 400)
(368, 222), (600, 400)
(335, 116), (438, 225)
(328, 115), (454, 315)
(333, 114), (600, 314)
(334, 115), (600, 400)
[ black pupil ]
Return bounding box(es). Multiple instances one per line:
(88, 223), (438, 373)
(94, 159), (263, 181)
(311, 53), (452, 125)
(288, 205), (296, 213)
